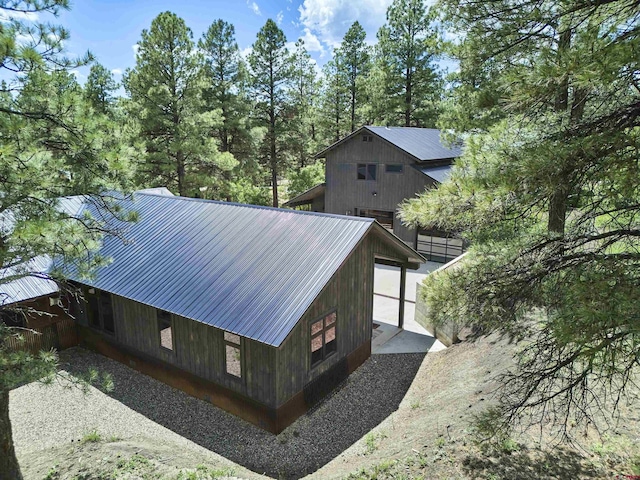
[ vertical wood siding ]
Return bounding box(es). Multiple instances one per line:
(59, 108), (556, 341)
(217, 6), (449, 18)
(106, 295), (277, 407)
(324, 134), (436, 244)
(274, 233), (411, 406)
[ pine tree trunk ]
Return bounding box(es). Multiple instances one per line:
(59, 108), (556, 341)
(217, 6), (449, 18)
(0, 389), (23, 480)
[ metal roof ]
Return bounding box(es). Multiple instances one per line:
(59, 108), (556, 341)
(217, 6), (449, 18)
(66, 193), (399, 347)
(316, 126), (463, 161)
(0, 256), (58, 306)
(415, 164), (453, 183)
(0, 191), (173, 307)
(282, 183), (326, 208)
(367, 127), (462, 161)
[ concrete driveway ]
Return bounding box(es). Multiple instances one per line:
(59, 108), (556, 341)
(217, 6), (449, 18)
(372, 262), (446, 354)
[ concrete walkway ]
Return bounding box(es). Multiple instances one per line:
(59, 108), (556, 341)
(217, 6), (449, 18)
(371, 262), (447, 354)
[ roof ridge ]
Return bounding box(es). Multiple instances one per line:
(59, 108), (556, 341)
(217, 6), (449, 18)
(136, 191), (374, 223)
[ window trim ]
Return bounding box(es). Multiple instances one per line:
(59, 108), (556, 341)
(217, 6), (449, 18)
(157, 309), (175, 353)
(310, 309), (338, 369)
(224, 331), (243, 380)
(357, 163), (377, 181)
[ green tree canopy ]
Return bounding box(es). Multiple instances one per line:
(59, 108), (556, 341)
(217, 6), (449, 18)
(0, 3), (140, 478)
(337, 21), (371, 132)
(401, 0), (640, 437)
(378, 0), (442, 127)
(124, 11), (236, 197)
(248, 18), (293, 207)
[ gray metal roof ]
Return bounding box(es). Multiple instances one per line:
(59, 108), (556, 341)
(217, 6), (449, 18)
(415, 164), (453, 183)
(367, 127), (463, 161)
(316, 126), (463, 161)
(0, 191), (172, 307)
(283, 183), (326, 208)
(67, 193), (387, 347)
(0, 256), (58, 306)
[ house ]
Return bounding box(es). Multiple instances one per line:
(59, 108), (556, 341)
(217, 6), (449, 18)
(1, 189), (424, 433)
(284, 126), (464, 263)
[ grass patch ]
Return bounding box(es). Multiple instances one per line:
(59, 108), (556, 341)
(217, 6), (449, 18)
(80, 429), (102, 444)
(346, 459), (397, 479)
(176, 464), (235, 479)
(42, 465), (59, 480)
(364, 431), (388, 455)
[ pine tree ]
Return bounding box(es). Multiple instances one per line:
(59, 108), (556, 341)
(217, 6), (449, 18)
(288, 39), (319, 168)
(124, 12), (235, 197)
(0, 4), (138, 478)
(337, 21), (371, 132)
(199, 19), (251, 156)
(318, 55), (349, 143)
(84, 63), (118, 115)
(248, 19), (293, 207)
(378, 0), (442, 127)
(400, 0), (640, 436)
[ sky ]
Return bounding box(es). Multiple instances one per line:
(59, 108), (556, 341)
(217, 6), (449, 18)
(52, 0), (404, 83)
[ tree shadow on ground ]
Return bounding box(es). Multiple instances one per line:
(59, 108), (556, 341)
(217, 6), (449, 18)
(462, 445), (605, 479)
(60, 348), (425, 480)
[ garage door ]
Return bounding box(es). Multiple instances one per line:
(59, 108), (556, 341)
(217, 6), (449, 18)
(417, 230), (464, 263)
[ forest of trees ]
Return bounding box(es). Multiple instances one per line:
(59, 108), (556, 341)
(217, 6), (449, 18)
(38, 0), (443, 208)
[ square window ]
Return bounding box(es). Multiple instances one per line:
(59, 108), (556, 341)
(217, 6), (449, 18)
(357, 163), (377, 181)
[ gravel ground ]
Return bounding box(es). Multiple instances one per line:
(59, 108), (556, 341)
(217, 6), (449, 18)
(10, 347), (425, 480)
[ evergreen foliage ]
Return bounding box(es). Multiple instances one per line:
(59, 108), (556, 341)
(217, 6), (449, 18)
(401, 0), (640, 437)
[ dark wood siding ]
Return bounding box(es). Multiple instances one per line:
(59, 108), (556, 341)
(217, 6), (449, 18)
(324, 134), (436, 244)
(104, 295), (277, 407)
(274, 232), (410, 406)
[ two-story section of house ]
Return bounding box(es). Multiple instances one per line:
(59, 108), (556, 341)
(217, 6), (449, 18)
(285, 126), (464, 263)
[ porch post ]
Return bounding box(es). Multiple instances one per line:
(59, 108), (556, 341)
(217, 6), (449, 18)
(399, 265), (406, 329)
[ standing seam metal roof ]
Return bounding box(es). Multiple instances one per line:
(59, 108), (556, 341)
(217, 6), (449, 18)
(366, 127), (463, 161)
(414, 164), (454, 183)
(67, 193), (379, 347)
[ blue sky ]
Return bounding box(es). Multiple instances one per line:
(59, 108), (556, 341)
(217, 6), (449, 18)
(54, 0), (404, 83)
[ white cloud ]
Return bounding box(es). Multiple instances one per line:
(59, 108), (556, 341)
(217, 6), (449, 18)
(298, 0), (390, 49)
(132, 44), (140, 58)
(240, 46), (253, 60)
(298, 0), (436, 50)
(276, 11), (284, 25)
(0, 10), (38, 23)
(300, 28), (325, 57)
(247, 0), (261, 16)
(111, 68), (123, 75)
(70, 69), (86, 80)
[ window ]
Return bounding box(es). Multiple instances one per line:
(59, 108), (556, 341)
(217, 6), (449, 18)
(362, 134), (373, 142)
(224, 331), (242, 378)
(385, 164), (403, 173)
(157, 310), (173, 351)
(100, 291), (115, 334)
(310, 311), (337, 368)
(357, 163), (377, 181)
(359, 209), (394, 231)
(86, 289), (115, 335)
